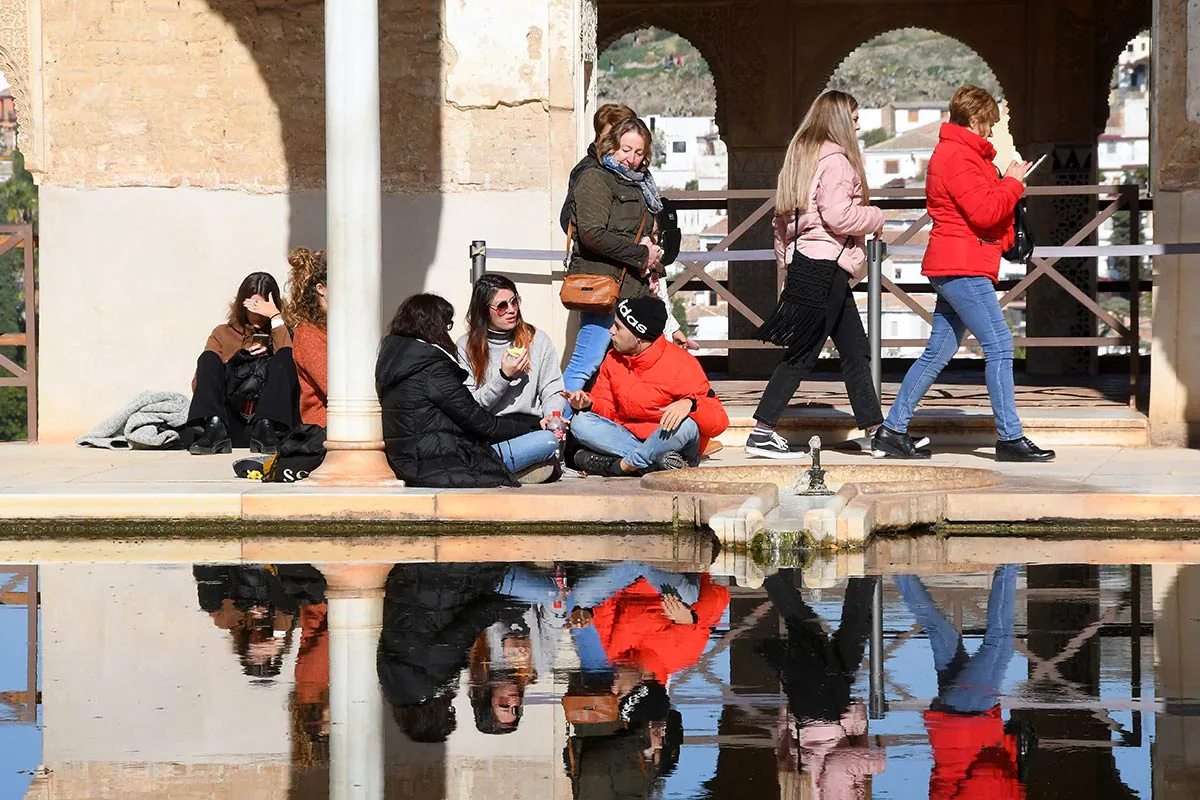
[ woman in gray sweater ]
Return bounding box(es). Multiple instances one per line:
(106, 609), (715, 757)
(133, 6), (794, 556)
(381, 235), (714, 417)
(457, 276), (568, 480)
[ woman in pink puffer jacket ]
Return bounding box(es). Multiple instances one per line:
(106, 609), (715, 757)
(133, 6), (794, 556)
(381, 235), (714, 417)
(746, 90), (886, 459)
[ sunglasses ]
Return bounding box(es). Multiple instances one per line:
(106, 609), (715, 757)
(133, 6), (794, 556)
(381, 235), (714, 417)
(489, 295), (521, 314)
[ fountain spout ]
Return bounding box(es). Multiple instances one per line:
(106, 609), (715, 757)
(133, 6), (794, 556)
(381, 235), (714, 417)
(795, 435), (835, 496)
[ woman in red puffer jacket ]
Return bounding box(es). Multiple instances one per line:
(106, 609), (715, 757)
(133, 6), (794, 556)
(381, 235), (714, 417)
(873, 85), (1055, 463)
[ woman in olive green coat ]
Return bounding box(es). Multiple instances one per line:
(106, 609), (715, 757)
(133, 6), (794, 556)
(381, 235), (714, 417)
(563, 117), (665, 391)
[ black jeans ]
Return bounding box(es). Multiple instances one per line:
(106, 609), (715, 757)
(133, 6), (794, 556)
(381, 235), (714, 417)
(764, 571), (877, 723)
(754, 268), (883, 429)
(188, 349), (300, 447)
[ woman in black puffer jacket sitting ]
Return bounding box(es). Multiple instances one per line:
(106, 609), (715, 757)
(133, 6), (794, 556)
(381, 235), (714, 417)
(376, 293), (541, 488)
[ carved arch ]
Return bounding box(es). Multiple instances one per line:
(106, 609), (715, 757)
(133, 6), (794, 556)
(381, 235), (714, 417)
(800, 14), (1023, 141)
(1093, 0), (1152, 136)
(597, 9), (730, 133)
(0, 0), (37, 175)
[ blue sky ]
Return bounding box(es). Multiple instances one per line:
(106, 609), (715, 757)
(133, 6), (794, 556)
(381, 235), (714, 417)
(0, 600), (40, 800)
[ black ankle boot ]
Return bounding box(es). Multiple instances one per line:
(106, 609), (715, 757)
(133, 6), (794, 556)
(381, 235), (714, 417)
(996, 436), (1056, 462)
(250, 419), (281, 455)
(189, 416), (232, 455)
(572, 448), (623, 476)
(871, 425), (932, 459)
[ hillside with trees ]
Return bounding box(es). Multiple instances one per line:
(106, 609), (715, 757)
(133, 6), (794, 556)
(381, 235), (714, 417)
(598, 27), (999, 117)
(0, 149), (36, 441)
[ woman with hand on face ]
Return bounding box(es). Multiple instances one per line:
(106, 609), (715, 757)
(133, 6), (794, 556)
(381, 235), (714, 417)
(187, 271), (300, 455)
(562, 116), (666, 391)
(457, 274), (570, 436)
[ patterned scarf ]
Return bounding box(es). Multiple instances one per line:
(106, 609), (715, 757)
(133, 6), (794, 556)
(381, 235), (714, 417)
(600, 154), (663, 213)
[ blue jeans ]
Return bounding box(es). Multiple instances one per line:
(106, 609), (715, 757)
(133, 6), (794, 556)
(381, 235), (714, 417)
(498, 562), (699, 609)
(895, 564), (1018, 714)
(562, 312), (614, 392)
(491, 429), (560, 473)
(885, 276), (1023, 440)
(570, 412), (700, 471)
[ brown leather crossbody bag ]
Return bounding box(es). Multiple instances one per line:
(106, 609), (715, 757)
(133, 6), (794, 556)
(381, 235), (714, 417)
(559, 213), (647, 313)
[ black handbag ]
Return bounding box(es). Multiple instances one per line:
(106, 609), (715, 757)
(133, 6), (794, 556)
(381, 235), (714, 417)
(225, 349), (271, 406)
(1002, 198), (1035, 264)
(657, 197), (681, 266)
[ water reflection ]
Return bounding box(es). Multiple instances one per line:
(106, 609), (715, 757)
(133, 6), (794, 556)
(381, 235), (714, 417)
(896, 566), (1030, 796)
(8, 556), (1199, 798)
(766, 572), (883, 799)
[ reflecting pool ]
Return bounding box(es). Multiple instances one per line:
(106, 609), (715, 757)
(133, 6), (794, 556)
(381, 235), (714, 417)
(2, 549), (1197, 798)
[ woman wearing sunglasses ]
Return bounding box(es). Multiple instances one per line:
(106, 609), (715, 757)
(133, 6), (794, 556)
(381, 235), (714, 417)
(458, 275), (570, 444)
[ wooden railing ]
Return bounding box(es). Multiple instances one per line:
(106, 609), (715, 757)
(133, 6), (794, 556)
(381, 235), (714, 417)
(0, 225), (36, 441)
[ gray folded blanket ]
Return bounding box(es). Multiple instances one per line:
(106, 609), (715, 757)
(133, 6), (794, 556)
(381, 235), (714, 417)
(77, 390), (192, 450)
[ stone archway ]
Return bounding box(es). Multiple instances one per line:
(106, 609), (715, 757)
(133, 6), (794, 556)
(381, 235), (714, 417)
(0, 0), (41, 177)
(597, 9), (731, 135)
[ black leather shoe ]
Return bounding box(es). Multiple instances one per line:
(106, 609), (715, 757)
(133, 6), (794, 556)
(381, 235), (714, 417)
(189, 416), (232, 455)
(996, 436), (1055, 462)
(572, 448), (623, 476)
(250, 419), (281, 455)
(871, 425), (932, 459)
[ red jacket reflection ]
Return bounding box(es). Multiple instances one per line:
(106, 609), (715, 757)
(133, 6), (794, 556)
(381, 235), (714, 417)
(590, 574), (730, 682)
(924, 705), (1023, 800)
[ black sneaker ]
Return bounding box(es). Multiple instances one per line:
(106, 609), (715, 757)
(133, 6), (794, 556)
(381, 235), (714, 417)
(651, 451), (689, 472)
(744, 429), (802, 459)
(996, 436), (1055, 462)
(249, 419), (281, 455)
(233, 455), (270, 480)
(572, 448), (622, 476)
(871, 425), (932, 460)
(189, 416), (232, 455)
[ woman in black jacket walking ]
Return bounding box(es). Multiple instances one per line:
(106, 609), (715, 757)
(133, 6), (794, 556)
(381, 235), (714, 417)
(376, 293), (551, 488)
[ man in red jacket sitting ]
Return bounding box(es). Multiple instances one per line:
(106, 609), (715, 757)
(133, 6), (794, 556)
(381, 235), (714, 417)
(565, 296), (729, 476)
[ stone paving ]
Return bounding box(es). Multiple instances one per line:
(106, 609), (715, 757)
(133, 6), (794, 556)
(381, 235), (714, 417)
(0, 443), (1195, 537)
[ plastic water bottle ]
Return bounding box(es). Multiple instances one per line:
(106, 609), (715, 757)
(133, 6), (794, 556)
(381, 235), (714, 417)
(546, 411), (568, 440)
(546, 411), (569, 466)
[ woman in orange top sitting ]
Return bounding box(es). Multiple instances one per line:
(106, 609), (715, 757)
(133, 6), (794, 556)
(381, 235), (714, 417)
(285, 248), (329, 428)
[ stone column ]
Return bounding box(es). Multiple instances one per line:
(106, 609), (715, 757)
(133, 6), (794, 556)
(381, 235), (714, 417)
(720, 0), (795, 378)
(1149, 0), (1200, 446)
(312, 0), (396, 483)
(1153, 564), (1200, 796)
(321, 564), (392, 800)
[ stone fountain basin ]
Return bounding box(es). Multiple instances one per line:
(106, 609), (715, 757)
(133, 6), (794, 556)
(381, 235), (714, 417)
(640, 463), (1003, 547)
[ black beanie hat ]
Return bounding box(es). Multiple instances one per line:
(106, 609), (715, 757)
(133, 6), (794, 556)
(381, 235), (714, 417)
(615, 297), (668, 342)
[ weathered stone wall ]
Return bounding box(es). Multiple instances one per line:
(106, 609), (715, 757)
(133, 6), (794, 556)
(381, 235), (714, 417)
(26, 0), (582, 440)
(1149, 0), (1200, 445)
(35, 0), (575, 194)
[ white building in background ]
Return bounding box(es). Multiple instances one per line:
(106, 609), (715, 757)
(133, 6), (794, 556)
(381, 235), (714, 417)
(644, 115), (728, 190)
(1098, 33), (1150, 184)
(857, 101), (948, 142)
(863, 121), (940, 188)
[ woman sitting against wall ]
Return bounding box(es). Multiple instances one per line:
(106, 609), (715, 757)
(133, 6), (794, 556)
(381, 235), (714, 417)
(375, 293), (560, 487)
(187, 272), (300, 455)
(457, 274), (564, 479)
(285, 248), (329, 428)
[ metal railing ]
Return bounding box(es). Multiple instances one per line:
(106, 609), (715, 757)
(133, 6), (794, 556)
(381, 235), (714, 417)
(0, 225), (36, 441)
(467, 185), (1190, 409)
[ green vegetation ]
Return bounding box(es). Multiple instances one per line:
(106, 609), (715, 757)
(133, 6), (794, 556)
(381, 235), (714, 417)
(598, 26), (999, 118)
(827, 29), (1001, 108)
(0, 149), (37, 441)
(598, 28), (716, 117)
